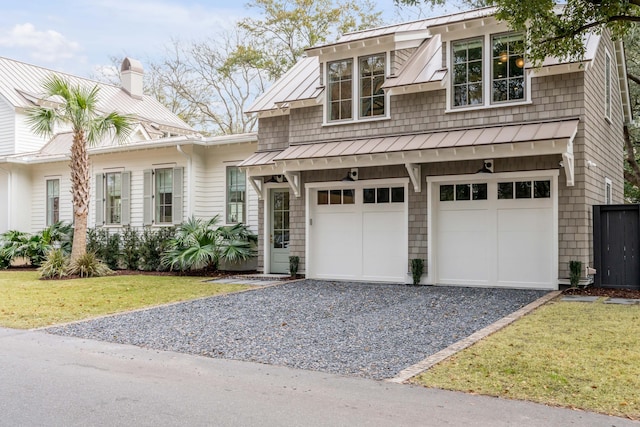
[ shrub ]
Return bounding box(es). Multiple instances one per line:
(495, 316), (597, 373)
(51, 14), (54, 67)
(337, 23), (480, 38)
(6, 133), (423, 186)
(410, 259), (425, 286)
(104, 232), (121, 270)
(67, 252), (113, 278)
(121, 226), (140, 270)
(0, 247), (10, 269)
(569, 260), (582, 288)
(162, 216), (256, 272)
(139, 227), (175, 271)
(289, 256), (299, 277)
(38, 249), (69, 279)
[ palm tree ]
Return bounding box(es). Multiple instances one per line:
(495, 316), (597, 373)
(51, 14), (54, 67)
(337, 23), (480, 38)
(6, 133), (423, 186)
(27, 75), (134, 263)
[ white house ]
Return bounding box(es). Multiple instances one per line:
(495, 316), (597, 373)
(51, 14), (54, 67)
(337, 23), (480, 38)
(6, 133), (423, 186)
(0, 57), (258, 235)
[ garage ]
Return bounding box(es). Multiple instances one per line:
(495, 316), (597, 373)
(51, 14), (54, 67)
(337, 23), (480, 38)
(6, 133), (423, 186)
(307, 180), (408, 282)
(431, 173), (557, 289)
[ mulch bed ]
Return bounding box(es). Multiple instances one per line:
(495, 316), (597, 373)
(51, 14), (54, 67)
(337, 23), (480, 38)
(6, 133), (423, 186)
(563, 286), (640, 299)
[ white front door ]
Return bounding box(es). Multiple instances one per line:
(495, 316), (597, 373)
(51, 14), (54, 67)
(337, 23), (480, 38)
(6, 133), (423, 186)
(433, 174), (557, 289)
(270, 189), (290, 274)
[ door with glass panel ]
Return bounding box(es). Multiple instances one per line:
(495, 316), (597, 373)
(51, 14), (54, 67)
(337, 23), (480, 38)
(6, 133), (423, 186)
(270, 189), (290, 274)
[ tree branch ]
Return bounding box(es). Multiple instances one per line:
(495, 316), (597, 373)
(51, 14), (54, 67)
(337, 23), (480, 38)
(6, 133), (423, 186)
(624, 125), (640, 188)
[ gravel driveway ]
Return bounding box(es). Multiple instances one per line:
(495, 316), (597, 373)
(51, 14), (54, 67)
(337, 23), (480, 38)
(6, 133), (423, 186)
(46, 280), (548, 380)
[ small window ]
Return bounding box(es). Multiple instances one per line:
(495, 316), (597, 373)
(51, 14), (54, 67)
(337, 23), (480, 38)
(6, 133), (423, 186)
(343, 189), (355, 204)
(46, 179), (60, 226)
(391, 187), (404, 203)
(515, 181), (532, 199)
(605, 178), (612, 204)
(317, 190), (329, 205)
(456, 184), (471, 200)
(227, 166), (246, 224)
(497, 182), (513, 199)
(377, 187), (390, 203)
(534, 180), (551, 198)
(440, 185), (454, 201)
(330, 189), (342, 204)
(472, 183), (488, 200)
(363, 188), (376, 203)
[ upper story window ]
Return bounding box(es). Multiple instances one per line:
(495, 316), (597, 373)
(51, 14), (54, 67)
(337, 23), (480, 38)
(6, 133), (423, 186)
(327, 53), (387, 122)
(359, 54), (386, 118)
(492, 34), (525, 103)
(450, 32), (526, 109)
(328, 59), (353, 121)
(452, 38), (483, 107)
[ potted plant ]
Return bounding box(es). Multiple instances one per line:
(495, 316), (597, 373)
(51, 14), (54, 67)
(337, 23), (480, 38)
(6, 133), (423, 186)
(410, 259), (424, 286)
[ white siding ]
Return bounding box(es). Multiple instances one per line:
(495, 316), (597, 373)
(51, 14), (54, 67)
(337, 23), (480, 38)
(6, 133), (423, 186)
(0, 170), (8, 232)
(89, 147), (188, 228)
(15, 112), (48, 154)
(29, 162), (71, 232)
(11, 165), (33, 232)
(195, 143), (259, 232)
(0, 96), (15, 156)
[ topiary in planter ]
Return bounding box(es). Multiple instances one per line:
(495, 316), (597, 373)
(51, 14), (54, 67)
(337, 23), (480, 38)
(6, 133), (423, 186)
(289, 256), (300, 278)
(569, 260), (582, 288)
(410, 258), (424, 286)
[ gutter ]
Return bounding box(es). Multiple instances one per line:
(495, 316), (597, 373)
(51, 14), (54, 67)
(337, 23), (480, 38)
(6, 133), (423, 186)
(176, 144), (193, 218)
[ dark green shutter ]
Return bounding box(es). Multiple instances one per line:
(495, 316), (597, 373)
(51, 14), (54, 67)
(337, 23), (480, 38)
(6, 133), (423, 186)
(172, 167), (184, 224)
(143, 170), (153, 226)
(121, 171), (131, 226)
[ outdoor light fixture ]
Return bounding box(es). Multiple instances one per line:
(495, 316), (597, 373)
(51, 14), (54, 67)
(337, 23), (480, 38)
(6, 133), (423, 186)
(476, 159), (494, 174)
(341, 168), (358, 181)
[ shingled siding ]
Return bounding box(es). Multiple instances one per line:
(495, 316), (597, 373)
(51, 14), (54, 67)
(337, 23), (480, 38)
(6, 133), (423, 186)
(257, 115), (290, 151)
(287, 72), (584, 145)
(576, 33), (626, 278)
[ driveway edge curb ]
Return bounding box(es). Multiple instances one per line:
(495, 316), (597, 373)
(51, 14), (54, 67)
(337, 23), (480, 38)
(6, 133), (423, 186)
(386, 290), (562, 384)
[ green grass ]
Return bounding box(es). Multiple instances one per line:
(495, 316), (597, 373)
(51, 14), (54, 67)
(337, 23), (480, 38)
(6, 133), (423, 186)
(413, 299), (640, 419)
(0, 270), (252, 329)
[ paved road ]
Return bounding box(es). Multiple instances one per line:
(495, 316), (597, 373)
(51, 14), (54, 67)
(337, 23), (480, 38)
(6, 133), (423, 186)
(0, 328), (636, 427)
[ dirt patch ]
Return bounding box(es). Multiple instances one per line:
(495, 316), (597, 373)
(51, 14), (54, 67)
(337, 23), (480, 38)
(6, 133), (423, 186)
(563, 286), (640, 299)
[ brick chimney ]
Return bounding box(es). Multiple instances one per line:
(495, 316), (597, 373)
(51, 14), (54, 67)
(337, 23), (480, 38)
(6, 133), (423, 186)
(120, 57), (144, 99)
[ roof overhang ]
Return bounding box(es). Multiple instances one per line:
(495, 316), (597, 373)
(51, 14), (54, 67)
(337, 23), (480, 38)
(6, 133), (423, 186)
(241, 119), (578, 195)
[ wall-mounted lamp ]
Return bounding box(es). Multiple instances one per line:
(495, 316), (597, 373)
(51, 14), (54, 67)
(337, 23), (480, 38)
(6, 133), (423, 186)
(342, 168), (358, 181)
(476, 159), (494, 174)
(559, 160), (564, 168)
(586, 160), (597, 169)
(265, 174), (286, 183)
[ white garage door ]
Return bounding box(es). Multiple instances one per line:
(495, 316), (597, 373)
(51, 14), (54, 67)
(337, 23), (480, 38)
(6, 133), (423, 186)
(309, 184), (407, 282)
(435, 177), (555, 289)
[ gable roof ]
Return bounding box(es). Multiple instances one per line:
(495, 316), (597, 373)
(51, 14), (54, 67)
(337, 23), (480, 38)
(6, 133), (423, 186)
(0, 56), (193, 134)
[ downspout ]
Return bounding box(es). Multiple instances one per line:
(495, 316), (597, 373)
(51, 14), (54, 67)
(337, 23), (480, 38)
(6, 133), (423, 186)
(176, 145), (193, 218)
(0, 164), (11, 230)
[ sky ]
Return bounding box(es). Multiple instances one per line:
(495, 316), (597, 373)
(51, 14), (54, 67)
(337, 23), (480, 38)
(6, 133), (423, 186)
(0, 0), (457, 80)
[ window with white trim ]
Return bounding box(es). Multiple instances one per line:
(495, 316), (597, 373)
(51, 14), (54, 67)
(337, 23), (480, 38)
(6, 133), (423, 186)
(142, 167), (183, 226)
(605, 49), (612, 120)
(155, 168), (173, 224)
(328, 59), (353, 121)
(492, 33), (525, 102)
(46, 179), (59, 226)
(105, 172), (122, 224)
(327, 53), (386, 122)
(226, 166), (246, 223)
(440, 183), (487, 201)
(452, 38), (483, 107)
(605, 178), (612, 204)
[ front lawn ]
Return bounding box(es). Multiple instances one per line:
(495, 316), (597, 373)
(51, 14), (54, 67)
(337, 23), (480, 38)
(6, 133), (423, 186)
(413, 298), (640, 419)
(0, 271), (252, 329)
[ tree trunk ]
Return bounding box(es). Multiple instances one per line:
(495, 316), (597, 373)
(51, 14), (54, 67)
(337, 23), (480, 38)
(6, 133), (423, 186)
(69, 130), (90, 263)
(624, 125), (640, 189)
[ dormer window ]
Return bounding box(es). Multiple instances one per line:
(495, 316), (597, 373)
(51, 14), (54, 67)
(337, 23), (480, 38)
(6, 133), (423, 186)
(327, 53), (387, 123)
(359, 54), (386, 118)
(328, 59), (353, 121)
(452, 38), (483, 107)
(450, 32), (526, 110)
(492, 33), (525, 103)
